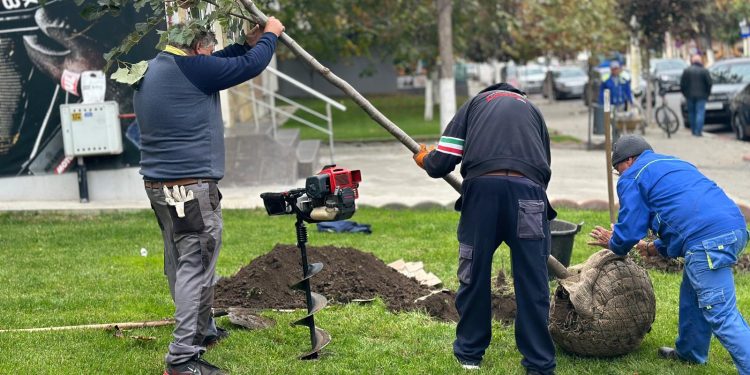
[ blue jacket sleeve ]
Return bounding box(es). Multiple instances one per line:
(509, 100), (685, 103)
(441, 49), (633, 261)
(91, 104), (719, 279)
(423, 99), (471, 178)
(608, 178), (650, 256)
(212, 43), (251, 58)
(175, 33), (278, 94)
(653, 238), (668, 257)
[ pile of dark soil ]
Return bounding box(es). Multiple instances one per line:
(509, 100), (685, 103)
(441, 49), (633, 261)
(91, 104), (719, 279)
(407, 269), (516, 324)
(735, 254), (750, 273)
(214, 244), (517, 323)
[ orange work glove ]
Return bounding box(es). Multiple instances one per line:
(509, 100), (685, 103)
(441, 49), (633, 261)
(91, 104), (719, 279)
(413, 144), (435, 169)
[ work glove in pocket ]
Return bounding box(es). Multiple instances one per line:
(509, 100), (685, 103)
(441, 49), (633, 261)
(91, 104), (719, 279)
(164, 185), (204, 234)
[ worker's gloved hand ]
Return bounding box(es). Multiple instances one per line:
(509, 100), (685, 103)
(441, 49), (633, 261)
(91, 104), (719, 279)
(163, 185), (195, 218)
(413, 144), (435, 169)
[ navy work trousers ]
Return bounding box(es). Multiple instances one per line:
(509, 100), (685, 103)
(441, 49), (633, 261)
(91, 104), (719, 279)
(453, 176), (556, 374)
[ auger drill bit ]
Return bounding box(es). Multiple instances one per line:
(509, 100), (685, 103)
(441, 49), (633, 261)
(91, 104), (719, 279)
(290, 217), (330, 359)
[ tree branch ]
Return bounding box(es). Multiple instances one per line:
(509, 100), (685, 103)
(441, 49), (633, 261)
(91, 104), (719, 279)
(198, 0), (258, 25)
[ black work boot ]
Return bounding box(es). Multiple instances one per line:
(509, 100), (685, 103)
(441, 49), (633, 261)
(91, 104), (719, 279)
(164, 357), (226, 375)
(527, 370), (555, 375)
(658, 347), (688, 362)
(202, 326), (230, 348)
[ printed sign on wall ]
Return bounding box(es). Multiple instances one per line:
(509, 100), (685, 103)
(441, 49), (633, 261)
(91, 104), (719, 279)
(0, 1), (154, 176)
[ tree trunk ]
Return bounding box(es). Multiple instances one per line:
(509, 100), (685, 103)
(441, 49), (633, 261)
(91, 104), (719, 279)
(424, 73), (434, 121)
(641, 47), (652, 127)
(437, 0), (456, 132)
(703, 34), (715, 66)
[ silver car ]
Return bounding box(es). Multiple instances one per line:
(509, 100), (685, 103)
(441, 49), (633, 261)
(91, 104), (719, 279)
(543, 66), (588, 99)
(519, 65), (546, 94)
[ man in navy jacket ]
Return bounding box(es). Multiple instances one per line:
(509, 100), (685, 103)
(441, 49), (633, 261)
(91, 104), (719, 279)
(589, 135), (749, 374)
(414, 83), (557, 375)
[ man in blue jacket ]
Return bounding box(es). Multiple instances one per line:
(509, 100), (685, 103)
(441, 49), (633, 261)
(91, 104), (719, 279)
(589, 135), (749, 374)
(598, 61), (633, 110)
(134, 17), (284, 375)
(414, 83), (556, 375)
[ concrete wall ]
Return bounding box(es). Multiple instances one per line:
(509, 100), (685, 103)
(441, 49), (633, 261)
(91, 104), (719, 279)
(0, 167), (145, 202)
(278, 55), (398, 98)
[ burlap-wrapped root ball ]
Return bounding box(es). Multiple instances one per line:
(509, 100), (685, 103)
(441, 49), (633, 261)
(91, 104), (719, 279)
(549, 249), (656, 357)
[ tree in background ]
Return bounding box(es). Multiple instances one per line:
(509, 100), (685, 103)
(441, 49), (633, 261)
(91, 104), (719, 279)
(618, 0), (750, 63)
(679, 0), (750, 58)
(510, 0), (627, 64)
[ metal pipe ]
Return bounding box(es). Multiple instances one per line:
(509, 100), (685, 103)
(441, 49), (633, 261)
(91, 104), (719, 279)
(326, 103), (334, 163)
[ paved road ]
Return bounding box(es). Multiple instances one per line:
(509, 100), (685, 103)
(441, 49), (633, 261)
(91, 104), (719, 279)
(1, 94), (749, 212)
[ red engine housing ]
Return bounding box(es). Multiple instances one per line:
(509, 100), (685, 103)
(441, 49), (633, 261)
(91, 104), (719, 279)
(318, 165), (361, 198)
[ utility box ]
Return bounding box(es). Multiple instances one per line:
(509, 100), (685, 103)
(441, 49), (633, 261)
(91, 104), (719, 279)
(60, 101), (122, 157)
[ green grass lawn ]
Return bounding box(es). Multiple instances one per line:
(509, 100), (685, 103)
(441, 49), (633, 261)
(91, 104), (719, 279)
(283, 94), (581, 144)
(284, 94), (456, 142)
(0, 208), (747, 374)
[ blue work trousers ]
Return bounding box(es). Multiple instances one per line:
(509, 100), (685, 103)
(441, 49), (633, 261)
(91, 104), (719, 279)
(453, 176), (556, 374)
(686, 98), (707, 136)
(675, 229), (750, 374)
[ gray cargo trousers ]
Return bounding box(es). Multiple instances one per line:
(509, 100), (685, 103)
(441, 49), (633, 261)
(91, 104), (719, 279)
(145, 180), (223, 366)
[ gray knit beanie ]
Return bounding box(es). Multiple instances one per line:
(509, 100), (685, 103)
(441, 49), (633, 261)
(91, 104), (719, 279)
(611, 135), (652, 167)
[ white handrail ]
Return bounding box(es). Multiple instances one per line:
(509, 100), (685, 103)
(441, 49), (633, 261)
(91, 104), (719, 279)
(250, 83), (329, 121)
(266, 66), (346, 112)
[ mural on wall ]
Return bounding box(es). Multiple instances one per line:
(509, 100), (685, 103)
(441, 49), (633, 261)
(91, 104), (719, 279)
(0, 1), (153, 177)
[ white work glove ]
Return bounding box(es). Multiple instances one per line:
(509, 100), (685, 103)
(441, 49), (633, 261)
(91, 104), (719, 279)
(163, 185), (194, 218)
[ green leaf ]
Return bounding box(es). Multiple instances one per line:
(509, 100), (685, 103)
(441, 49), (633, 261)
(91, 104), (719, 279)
(129, 61), (149, 79)
(109, 61), (149, 86)
(109, 66), (130, 83)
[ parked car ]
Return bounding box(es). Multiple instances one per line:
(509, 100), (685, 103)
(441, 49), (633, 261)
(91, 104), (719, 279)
(518, 65), (546, 94)
(729, 75), (750, 140)
(649, 58), (688, 92)
(543, 66), (587, 99)
(681, 58), (750, 130)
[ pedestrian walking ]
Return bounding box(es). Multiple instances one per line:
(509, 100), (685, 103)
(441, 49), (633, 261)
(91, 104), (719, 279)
(680, 54), (712, 136)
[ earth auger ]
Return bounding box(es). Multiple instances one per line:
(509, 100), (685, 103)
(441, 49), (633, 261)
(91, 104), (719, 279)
(289, 215), (330, 359)
(260, 165), (361, 359)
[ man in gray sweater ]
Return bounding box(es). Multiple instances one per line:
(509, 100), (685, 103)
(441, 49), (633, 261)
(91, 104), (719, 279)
(134, 17), (284, 375)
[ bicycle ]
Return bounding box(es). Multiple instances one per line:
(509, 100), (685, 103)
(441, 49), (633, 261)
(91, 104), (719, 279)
(654, 86), (680, 138)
